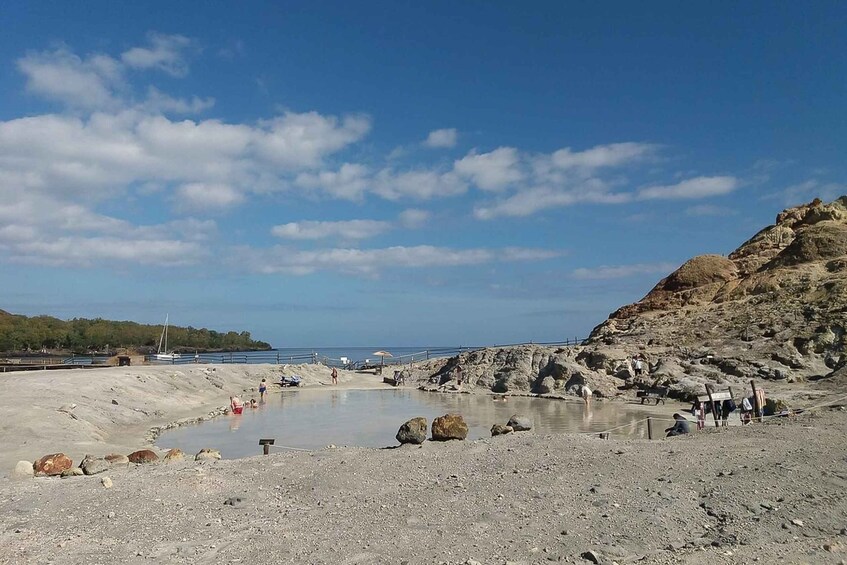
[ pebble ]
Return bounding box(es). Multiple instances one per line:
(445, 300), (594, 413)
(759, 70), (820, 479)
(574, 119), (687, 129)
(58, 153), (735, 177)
(791, 519), (804, 527)
(101, 477), (113, 489)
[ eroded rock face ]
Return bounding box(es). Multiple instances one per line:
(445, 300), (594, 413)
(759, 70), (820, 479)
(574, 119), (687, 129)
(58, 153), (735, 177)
(396, 417), (428, 445)
(431, 414), (468, 441)
(403, 197), (847, 401)
(34, 453), (72, 476)
(127, 449), (159, 464)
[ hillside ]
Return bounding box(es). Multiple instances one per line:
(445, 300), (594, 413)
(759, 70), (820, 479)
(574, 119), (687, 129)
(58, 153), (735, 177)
(0, 312), (271, 353)
(404, 196), (847, 401)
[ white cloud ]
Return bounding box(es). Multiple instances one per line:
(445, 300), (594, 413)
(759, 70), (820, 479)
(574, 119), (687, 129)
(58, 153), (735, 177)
(454, 147), (523, 191)
(423, 128), (458, 148)
(774, 179), (845, 206)
(373, 169), (467, 200)
(549, 142), (657, 171)
(571, 262), (678, 280)
(254, 112), (371, 169)
(294, 163), (370, 200)
(143, 87), (215, 114)
(637, 176), (738, 200)
(121, 32), (194, 77)
(474, 179), (626, 219)
(271, 219), (391, 241)
(175, 183), (244, 211)
(17, 48), (124, 110)
(236, 244), (560, 276)
(398, 208), (430, 228)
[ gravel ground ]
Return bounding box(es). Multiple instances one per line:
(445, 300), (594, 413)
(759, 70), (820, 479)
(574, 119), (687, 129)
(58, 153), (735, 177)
(2, 364), (846, 564)
(2, 405), (847, 564)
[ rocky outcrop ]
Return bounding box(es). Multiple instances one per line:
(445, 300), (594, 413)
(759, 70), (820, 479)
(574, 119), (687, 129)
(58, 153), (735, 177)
(403, 197), (847, 401)
(586, 196), (847, 397)
(396, 417), (428, 445)
(431, 414), (468, 441)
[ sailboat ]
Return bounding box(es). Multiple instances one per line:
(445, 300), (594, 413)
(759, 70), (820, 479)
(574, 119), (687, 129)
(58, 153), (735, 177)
(154, 314), (181, 361)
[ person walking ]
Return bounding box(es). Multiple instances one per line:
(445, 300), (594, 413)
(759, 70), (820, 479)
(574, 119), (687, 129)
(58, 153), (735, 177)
(259, 378), (267, 400)
(331, 367), (338, 385)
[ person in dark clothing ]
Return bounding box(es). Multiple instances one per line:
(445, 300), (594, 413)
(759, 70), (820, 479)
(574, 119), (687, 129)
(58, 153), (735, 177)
(665, 413), (690, 437)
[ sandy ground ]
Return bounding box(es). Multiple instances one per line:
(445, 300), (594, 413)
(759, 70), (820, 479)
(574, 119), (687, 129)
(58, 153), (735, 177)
(2, 364), (847, 564)
(0, 363), (387, 470)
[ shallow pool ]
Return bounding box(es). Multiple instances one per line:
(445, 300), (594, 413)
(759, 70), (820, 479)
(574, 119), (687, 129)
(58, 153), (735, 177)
(156, 389), (678, 458)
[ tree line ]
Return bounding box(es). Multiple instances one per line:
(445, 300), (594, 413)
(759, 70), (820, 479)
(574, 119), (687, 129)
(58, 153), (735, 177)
(0, 310), (271, 353)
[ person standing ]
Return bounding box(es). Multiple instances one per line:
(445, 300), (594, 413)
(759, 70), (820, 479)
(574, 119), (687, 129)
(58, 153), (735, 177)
(634, 356), (644, 376)
(331, 367), (338, 385)
(259, 378), (267, 400)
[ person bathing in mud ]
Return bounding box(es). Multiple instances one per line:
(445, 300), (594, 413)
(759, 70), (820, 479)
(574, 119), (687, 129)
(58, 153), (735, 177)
(249, 398), (258, 408)
(230, 395), (243, 412)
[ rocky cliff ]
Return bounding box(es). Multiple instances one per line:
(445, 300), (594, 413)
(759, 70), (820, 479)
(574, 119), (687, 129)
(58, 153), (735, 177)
(409, 197), (847, 401)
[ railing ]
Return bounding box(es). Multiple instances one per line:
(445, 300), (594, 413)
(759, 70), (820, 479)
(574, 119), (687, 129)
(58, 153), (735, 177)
(141, 339), (588, 368)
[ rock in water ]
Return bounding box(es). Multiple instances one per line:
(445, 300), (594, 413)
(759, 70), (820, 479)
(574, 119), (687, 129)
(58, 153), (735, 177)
(10, 461), (34, 480)
(195, 448), (222, 461)
(490, 424), (514, 436)
(396, 417), (428, 444)
(104, 454), (130, 467)
(507, 414), (533, 431)
(431, 414), (468, 441)
(163, 448), (184, 462)
(127, 449), (159, 464)
(80, 455), (111, 475)
(34, 453), (73, 476)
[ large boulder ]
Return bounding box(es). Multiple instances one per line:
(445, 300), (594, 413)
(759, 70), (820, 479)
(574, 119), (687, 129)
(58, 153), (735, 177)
(507, 414), (533, 432)
(80, 455), (111, 475)
(535, 376), (556, 394)
(104, 454), (129, 467)
(396, 417), (428, 445)
(10, 461), (34, 481)
(127, 449), (159, 464)
(34, 453), (73, 476)
(431, 414), (468, 441)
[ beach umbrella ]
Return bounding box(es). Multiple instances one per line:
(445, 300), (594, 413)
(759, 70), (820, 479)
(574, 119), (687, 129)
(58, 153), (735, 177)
(372, 350), (392, 367)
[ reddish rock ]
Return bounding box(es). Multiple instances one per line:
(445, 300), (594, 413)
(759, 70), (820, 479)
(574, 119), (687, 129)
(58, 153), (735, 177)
(34, 453), (73, 476)
(431, 414), (468, 441)
(127, 449), (159, 464)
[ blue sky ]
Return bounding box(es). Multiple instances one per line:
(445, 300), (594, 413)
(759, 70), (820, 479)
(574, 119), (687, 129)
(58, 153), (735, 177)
(0, 1), (844, 347)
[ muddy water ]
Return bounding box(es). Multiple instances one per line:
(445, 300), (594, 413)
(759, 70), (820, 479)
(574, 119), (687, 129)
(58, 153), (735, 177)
(156, 389), (681, 458)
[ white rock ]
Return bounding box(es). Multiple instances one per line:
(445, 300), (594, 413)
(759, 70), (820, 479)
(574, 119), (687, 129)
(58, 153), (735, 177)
(101, 476), (113, 488)
(10, 461), (34, 480)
